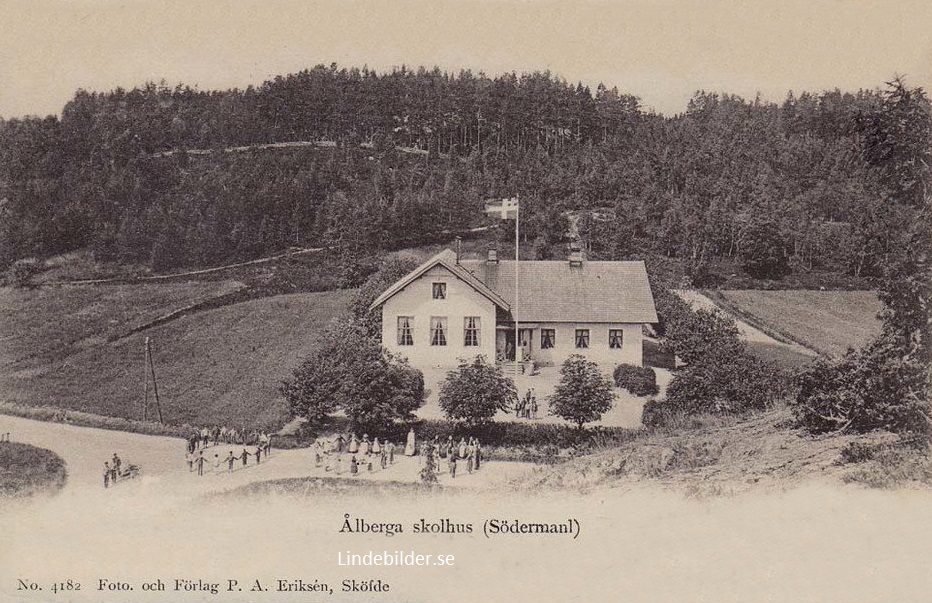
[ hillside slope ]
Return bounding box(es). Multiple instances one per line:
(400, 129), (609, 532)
(1, 285), (353, 430)
(513, 408), (906, 496)
(704, 290), (883, 357)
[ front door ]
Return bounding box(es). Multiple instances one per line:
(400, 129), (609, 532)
(502, 329), (533, 361)
(518, 328), (532, 361)
(504, 330), (516, 361)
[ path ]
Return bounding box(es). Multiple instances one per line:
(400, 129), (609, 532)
(0, 415), (535, 501)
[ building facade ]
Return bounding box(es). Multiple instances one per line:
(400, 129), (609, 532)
(370, 248), (658, 370)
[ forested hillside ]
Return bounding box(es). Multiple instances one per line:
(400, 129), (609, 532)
(1, 65), (928, 283)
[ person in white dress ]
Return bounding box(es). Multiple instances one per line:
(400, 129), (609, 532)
(404, 428), (416, 456)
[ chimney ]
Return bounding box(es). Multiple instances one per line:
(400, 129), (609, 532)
(487, 248), (499, 264)
(568, 242), (584, 267)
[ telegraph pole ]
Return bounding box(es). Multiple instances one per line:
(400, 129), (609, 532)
(144, 337), (164, 424)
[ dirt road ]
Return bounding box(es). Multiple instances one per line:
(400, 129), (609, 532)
(0, 414), (534, 500)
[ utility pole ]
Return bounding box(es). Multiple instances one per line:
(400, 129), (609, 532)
(143, 338), (149, 422)
(144, 337), (164, 424)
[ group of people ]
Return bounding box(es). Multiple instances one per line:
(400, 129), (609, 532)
(185, 440), (272, 476)
(516, 388), (539, 420)
(101, 424), (492, 487)
(314, 432), (404, 477)
(186, 426), (271, 453)
(102, 452), (131, 488)
(427, 436), (483, 479)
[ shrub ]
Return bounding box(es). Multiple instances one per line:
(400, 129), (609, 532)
(838, 442), (877, 464)
(662, 348), (783, 415)
(281, 319), (425, 432)
(613, 364), (659, 396)
(640, 398), (669, 429)
(0, 442), (67, 497)
(439, 356), (517, 426)
(649, 284), (790, 421)
(653, 288), (743, 365)
(792, 334), (930, 435)
(549, 355), (616, 429)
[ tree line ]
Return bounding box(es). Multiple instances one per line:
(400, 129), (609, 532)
(0, 65), (928, 282)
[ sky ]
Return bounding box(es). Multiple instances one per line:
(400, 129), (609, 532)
(1, 0), (930, 118)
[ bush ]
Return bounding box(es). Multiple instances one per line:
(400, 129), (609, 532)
(439, 356), (517, 426)
(792, 334), (930, 435)
(649, 283), (790, 421)
(549, 355), (616, 429)
(640, 398), (670, 429)
(653, 288), (743, 365)
(0, 442), (67, 497)
(662, 349), (784, 415)
(838, 442), (877, 464)
(613, 364), (659, 396)
(281, 320), (425, 432)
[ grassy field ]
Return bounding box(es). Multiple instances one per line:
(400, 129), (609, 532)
(0, 442), (67, 497)
(705, 290), (883, 357)
(0, 280), (245, 370)
(1, 284), (354, 431)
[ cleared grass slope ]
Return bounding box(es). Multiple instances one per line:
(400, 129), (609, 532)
(1, 285), (353, 431)
(705, 290), (883, 357)
(0, 280), (245, 370)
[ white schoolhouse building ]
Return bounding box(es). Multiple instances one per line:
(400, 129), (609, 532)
(369, 247), (659, 371)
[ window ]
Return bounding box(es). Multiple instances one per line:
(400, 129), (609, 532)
(430, 317), (448, 346)
(464, 317), (481, 346)
(575, 329), (590, 349)
(541, 329), (555, 349)
(609, 329), (624, 349)
(432, 282), (446, 300)
(397, 317), (414, 346)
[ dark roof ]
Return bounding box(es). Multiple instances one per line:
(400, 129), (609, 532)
(459, 258), (658, 323)
(369, 250), (510, 311)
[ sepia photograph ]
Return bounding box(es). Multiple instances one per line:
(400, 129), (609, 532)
(1, 1), (930, 601)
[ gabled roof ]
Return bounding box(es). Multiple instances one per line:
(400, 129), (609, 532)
(459, 258), (658, 324)
(368, 250), (511, 311)
(371, 248), (658, 324)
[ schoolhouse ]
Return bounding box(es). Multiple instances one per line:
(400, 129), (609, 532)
(369, 247), (659, 371)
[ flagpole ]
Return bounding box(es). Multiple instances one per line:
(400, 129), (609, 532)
(514, 196), (519, 381)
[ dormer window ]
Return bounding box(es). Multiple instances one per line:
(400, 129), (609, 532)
(432, 282), (446, 299)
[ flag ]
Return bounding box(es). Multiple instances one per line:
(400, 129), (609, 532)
(484, 197), (519, 220)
